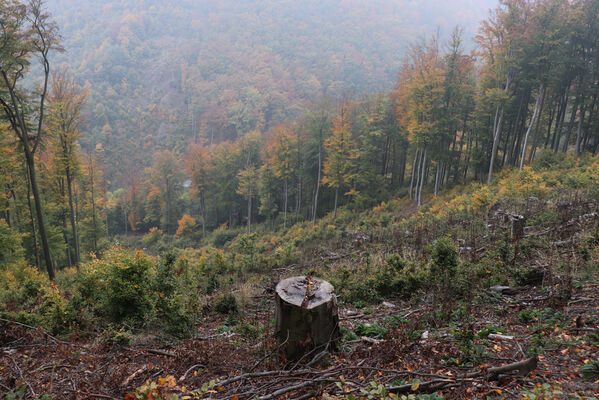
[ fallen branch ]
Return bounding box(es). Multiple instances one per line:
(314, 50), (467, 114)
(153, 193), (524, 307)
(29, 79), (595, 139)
(180, 364), (205, 381)
(389, 357), (538, 394)
(146, 349), (176, 357)
(488, 333), (515, 341)
(0, 317), (68, 344)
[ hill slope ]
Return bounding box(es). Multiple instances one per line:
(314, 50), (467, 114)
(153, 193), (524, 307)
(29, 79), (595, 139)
(45, 0), (497, 182)
(1, 153), (598, 398)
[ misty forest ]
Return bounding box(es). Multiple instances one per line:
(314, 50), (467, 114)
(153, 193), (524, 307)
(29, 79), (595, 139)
(1, 0), (598, 399)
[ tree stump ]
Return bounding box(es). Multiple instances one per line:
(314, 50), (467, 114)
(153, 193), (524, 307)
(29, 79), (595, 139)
(510, 215), (525, 241)
(275, 276), (339, 361)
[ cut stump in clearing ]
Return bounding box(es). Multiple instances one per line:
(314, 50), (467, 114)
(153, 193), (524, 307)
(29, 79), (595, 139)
(275, 276), (339, 361)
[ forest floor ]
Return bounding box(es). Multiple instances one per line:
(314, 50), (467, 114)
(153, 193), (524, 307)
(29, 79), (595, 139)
(2, 280), (598, 399)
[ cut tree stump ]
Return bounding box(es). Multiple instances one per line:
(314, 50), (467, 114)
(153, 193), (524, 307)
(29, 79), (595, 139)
(275, 276), (340, 360)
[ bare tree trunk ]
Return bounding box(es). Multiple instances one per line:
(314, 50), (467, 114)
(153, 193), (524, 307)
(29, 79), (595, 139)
(434, 161), (440, 197)
(283, 179), (288, 229)
(575, 105), (587, 157)
(488, 104), (505, 184)
(247, 186), (252, 234)
(89, 162), (98, 253)
(27, 155), (55, 280)
(312, 143), (322, 224)
(520, 85), (544, 170)
(201, 194), (206, 238)
(26, 170), (41, 270)
(418, 147), (427, 206)
(410, 148), (419, 200)
(529, 87), (547, 164)
(66, 166), (80, 269)
(333, 187), (338, 219)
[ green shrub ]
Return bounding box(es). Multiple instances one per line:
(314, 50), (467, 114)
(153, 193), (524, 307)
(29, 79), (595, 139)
(0, 264), (48, 311)
(430, 237), (459, 279)
(105, 250), (155, 324)
(354, 322), (387, 337)
(214, 293), (238, 314)
(39, 284), (81, 334)
(213, 229), (240, 248)
(101, 326), (132, 346)
(233, 322), (263, 339)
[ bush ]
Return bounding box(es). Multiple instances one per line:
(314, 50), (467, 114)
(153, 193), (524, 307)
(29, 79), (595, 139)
(154, 253), (197, 337)
(101, 326), (132, 346)
(214, 293), (238, 314)
(105, 250), (155, 325)
(213, 229), (240, 248)
(354, 322), (387, 337)
(0, 264), (48, 311)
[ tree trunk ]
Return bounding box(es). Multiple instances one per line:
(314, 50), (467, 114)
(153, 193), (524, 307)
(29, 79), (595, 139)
(90, 164), (98, 253)
(418, 147), (427, 206)
(26, 155), (55, 280)
(283, 179), (288, 229)
(247, 186), (252, 234)
(275, 276), (340, 361)
(66, 166), (80, 269)
(410, 148), (419, 200)
(488, 103), (505, 184)
(26, 170), (41, 270)
(520, 85), (544, 170)
(333, 187), (338, 219)
(575, 105), (587, 157)
(312, 144), (322, 224)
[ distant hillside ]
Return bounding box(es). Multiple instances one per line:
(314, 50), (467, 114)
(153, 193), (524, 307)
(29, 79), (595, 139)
(45, 0), (496, 185)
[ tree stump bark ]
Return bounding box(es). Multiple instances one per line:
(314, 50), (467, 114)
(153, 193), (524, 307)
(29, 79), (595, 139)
(275, 276), (339, 361)
(510, 215), (525, 241)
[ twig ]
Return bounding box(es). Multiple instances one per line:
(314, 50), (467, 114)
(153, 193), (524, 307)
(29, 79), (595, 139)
(249, 331), (287, 372)
(258, 371), (338, 399)
(181, 364), (205, 381)
(8, 355), (35, 397)
(0, 317), (68, 344)
(65, 388), (117, 399)
(146, 348), (176, 357)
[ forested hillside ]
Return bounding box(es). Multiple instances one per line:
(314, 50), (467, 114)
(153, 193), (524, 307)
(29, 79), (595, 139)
(44, 0), (495, 185)
(1, 0), (599, 398)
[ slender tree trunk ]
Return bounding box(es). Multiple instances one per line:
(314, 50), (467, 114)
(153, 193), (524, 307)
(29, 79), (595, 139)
(26, 170), (41, 270)
(409, 148), (419, 200)
(90, 166), (98, 253)
(201, 194), (206, 238)
(61, 213), (72, 268)
(312, 144), (322, 224)
(398, 142), (407, 187)
(520, 85), (544, 169)
(418, 146), (427, 206)
(434, 161), (440, 197)
(26, 155), (55, 280)
(529, 87), (547, 164)
(283, 179), (288, 229)
(66, 167), (80, 269)
(333, 187), (339, 219)
(488, 104), (505, 184)
(575, 105), (587, 157)
(247, 186), (252, 234)
(563, 98), (580, 153)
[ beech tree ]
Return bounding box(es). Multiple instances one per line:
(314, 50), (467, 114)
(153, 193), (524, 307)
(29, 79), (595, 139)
(264, 125), (297, 228)
(46, 68), (86, 268)
(322, 101), (355, 218)
(0, 0), (62, 279)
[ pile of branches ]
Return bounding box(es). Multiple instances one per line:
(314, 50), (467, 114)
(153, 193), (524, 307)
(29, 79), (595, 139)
(183, 356), (538, 399)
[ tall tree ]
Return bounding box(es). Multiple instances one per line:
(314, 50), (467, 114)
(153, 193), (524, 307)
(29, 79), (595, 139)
(264, 125), (297, 228)
(322, 101), (355, 218)
(46, 68), (86, 268)
(0, 0), (62, 279)
(185, 143), (210, 237)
